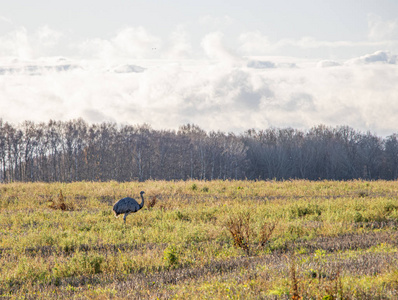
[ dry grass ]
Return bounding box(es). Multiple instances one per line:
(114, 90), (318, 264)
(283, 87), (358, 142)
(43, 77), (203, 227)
(147, 195), (157, 210)
(0, 179), (398, 298)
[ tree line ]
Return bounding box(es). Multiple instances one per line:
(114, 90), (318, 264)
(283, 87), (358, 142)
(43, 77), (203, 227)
(0, 118), (397, 183)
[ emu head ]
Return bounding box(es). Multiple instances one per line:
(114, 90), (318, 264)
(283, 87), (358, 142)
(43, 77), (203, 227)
(140, 191), (145, 195)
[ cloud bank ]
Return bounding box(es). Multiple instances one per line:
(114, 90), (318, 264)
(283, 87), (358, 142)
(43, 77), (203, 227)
(1, 17), (398, 136)
(2, 51), (398, 136)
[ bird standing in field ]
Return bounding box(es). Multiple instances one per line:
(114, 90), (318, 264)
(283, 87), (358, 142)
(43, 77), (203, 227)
(113, 191), (145, 224)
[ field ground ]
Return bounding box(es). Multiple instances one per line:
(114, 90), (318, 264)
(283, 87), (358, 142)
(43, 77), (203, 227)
(1, 180), (398, 299)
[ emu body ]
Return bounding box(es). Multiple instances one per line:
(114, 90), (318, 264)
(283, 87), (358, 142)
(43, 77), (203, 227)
(113, 191), (145, 223)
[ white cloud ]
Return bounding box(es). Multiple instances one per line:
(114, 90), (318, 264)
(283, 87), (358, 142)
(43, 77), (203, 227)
(368, 14), (398, 41)
(238, 27), (398, 58)
(0, 27), (31, 59)
(79, 27), (161, 60)
(317, 60), (341, 68)
(294, 36), (360, 48)
(247, 60), (275, 69)
(201, 32), (239, 62)
(112, 64), (145, 73)
(0, 16), (12, 24)
(36, 25), (62, 49)
(238, 31), (271, 55)
(347, 50), (397, 65)
(164, 27), (193, 59)
(0, 26), (63, 59)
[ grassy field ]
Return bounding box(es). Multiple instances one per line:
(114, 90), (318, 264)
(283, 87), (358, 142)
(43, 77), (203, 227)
(1, 180), (398, 299)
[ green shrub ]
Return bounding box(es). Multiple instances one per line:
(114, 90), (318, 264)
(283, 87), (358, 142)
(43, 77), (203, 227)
(384, 202), (398, 213)
(354, 211), (363, 223)
(163, 245), (179, 268)
(68, 253), (104, 275)
(289, 203), (322, 219)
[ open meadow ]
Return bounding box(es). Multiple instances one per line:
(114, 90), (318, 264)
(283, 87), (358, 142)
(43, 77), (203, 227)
(1, 180), (398, 299)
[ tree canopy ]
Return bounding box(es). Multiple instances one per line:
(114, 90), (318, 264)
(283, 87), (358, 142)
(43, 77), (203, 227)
(0, 119), (397, 182)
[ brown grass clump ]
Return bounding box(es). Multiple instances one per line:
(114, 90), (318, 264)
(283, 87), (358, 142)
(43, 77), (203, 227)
(48, 189), (74, 211)
(226, 212), (277, 256)
(147, 195), (157, 210)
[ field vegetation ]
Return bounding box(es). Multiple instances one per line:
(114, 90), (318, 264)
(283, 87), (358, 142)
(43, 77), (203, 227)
(1, 180), (398, 299)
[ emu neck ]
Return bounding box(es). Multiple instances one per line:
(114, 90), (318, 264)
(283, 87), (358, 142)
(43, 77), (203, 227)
(140, 194), (145, 208)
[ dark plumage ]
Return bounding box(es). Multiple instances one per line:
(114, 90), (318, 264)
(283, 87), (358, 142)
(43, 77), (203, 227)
(113, 191), (145, 223)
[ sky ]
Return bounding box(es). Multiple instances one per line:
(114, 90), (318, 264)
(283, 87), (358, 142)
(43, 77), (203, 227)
(1, 0), (398, 136)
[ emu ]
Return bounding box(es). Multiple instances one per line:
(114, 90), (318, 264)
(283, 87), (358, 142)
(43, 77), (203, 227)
(113, 191), (145, 224)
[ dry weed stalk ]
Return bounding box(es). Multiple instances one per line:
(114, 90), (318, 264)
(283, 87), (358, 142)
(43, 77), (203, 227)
(259, 221), (277, 247)
(323, 267), (344, 300)
(48, 189), (74, 211)
(226, 212), (277, 256)
(226, 212), (252, 255)
(289, 254), (301, 300)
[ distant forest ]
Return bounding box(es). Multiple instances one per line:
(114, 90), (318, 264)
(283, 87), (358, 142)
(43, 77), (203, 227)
(1, 118), (398, 183)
